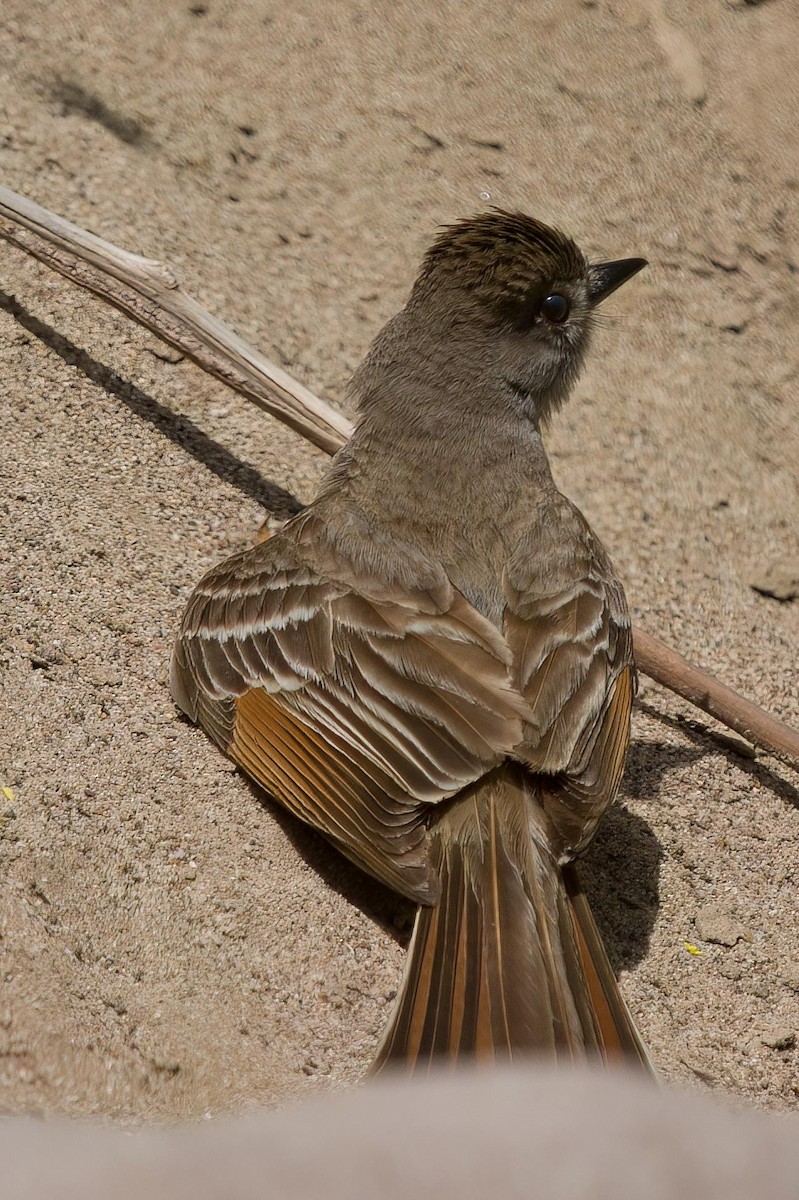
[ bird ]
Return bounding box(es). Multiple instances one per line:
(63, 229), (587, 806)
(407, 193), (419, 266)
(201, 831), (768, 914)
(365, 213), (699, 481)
(170, 210), (651, 1074)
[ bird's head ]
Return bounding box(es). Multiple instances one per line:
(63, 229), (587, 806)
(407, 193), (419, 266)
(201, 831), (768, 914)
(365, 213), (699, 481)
(403, 209), (646, 424)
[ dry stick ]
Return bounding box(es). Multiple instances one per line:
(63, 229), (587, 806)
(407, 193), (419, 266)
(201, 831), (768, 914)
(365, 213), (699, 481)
(634, 630), (799, 766)
(0, 185), (351, 456)
(0, 184), (797, 769)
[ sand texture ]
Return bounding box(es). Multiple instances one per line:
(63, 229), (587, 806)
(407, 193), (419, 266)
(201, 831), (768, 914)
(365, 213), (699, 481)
(0, 0), (797, 1120)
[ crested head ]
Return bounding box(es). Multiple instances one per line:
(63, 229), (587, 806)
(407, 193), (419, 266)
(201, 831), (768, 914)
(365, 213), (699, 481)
(420, 209), (588, 305)
(353, 209), (645, 431)
(398, 210), (595, 423)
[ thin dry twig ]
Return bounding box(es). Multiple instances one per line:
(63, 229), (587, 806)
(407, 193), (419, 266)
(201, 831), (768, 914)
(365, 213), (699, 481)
(0, 184), (351, 455)
(1, 183), (797, 770)
(634, 630), (799, 767)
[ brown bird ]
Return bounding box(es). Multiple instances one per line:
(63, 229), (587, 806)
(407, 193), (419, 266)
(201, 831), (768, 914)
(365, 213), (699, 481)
(171, 211), (651, 1073)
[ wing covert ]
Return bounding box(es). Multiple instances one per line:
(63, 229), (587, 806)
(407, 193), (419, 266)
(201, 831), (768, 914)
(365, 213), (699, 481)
(172, 510), (529, 902)
(503, 497), (634, 859)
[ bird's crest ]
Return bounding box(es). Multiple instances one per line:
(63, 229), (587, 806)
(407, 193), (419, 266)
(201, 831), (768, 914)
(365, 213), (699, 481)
(423, 209), (586, 285)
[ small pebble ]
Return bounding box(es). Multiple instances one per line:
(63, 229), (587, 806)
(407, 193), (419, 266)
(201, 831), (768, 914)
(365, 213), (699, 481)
(698, 235), (739, 271)
(695, 904), (750, 947)
(713, 300), (749, 332)
(760, 1030), (796, 1051)
(749, 567), (799, 603)
(88, 665), (123, 688)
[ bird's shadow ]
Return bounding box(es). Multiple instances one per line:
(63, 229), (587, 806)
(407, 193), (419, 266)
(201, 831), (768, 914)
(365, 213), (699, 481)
(243, 778), (418, 942)
(242, 737), (695, 973)
(576, 737), (677, 975)
(579, 699), (799, 973)
(0, 288), (303, 518)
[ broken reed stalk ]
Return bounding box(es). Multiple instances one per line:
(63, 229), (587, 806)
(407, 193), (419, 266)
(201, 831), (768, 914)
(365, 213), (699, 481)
(0, 183), (796, 770)
(0, 185), (350, 455)
(633, 630), (799, 766)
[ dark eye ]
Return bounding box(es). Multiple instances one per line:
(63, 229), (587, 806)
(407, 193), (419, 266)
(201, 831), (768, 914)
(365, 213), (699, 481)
(540, 293), (570, 324)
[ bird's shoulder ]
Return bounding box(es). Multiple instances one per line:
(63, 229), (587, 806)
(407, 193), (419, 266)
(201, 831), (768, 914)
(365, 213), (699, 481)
(503, 490), (625, 616)
(182, 499), (470, 628)
(175, 497), (524, 694)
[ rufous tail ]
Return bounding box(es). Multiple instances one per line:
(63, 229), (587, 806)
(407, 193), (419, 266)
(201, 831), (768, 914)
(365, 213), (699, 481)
(373, 767), (652, 1074)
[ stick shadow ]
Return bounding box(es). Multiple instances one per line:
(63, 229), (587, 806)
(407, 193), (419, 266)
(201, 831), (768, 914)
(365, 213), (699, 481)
(636, 698), (799, 811)
(0, 288), (302, 518)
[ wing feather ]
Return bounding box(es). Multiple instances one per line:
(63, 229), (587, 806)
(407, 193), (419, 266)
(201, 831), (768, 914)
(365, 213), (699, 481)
(172, 510), (528, 902)
(503, 498), (634, 859)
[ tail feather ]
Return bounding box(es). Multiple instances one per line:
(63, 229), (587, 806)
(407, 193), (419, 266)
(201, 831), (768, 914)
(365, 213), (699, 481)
(373, 769), (652, 1075)
(562, 865), (653, 1070)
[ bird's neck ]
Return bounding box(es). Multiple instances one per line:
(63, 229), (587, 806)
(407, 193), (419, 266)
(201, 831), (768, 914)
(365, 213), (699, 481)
(318, 390), (559, 622)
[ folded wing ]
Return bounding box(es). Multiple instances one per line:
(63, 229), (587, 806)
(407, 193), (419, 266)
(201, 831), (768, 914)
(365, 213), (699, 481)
(503, 499), (634, 859)
(171, 510), (529, 902)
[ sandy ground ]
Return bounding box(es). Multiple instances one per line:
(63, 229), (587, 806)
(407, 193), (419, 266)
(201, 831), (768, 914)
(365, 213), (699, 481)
(0, 0), (797, 1123)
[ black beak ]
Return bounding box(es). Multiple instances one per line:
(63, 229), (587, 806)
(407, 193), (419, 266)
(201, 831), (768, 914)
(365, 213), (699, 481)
(588, 257), (647, 305)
